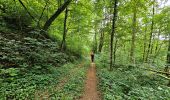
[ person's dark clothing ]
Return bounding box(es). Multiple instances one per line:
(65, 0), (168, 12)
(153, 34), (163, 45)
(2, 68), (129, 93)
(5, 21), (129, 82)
(91, 54), (94, 62)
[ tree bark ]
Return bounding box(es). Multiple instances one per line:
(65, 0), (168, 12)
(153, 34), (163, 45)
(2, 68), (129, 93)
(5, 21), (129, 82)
(167, 34), (170, 65)
(113, 38), (118, 64)
(143, 23), (147, 62)
(94, 27), (98, 53)
(146, 0), (155, 62)
(155, 28), (161, 54)
(42, 0), (72, 32)
(60, 6), (68, 51)
(130, 0), (137, 64)
(152, 27), (161, 62)
(98, 6), (106, 53)
(165, 34), (170, 86)
(110, 0), (118, 70)
(98, 30), (104, 53)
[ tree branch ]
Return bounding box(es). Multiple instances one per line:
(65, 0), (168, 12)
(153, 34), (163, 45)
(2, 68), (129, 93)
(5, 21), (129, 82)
(42, 0), (72, 32)
(18, 0), (36, 22)
(141, 68), (170, 75)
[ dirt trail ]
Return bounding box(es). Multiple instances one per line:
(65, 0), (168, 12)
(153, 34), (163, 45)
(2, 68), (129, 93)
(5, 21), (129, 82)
(80, 63), (100, 100)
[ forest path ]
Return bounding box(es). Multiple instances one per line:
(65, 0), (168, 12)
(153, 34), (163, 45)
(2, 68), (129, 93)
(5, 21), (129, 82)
(80, 63), (101, 100)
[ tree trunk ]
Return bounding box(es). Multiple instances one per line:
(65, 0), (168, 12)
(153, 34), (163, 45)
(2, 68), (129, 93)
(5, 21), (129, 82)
(18, 0), (36, 22)
(110, 0), (118, 70)
(143, 23), (147, 62)
(94, 28), (98, 53)
(42, 0), (72, 32)
(60, 6), (68, 51)
(165, 34), (170, 86)
(37, 0), (49, 28)
(152, 28), (161, 62)
(98, 6), (107, 53)
(146, 0), (155, 62)
(167, 34), (170, 65)
(130, 1), (137, 64)
(155, 27), (161, 55)
(113, 38), (118, 64)
(98, 30), (104, 53)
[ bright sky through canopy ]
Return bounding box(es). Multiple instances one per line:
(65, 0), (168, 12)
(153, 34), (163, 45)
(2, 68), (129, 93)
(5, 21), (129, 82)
(159, 0), (170, 8)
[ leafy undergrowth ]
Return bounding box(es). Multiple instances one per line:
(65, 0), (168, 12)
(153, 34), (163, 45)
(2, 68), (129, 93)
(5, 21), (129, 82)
(0, 31), (82, 99)
(0, 62), (81, 99)
(47, 62), (89, 100)
(34, 61), (89, 100)
(97, 66), (170, 100)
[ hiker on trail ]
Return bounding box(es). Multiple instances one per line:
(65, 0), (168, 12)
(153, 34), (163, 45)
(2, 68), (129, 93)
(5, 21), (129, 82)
(90, 51), (94, 62)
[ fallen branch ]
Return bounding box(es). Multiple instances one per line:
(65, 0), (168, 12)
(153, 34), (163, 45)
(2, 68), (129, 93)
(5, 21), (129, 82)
(141, 67), (170, 75)
(156, 74), (170, 80)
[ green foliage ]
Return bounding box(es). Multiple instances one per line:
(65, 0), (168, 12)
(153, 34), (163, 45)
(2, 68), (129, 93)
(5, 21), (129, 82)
(0, 68), (19, 77)
(97, 65), (170, 100)
(0, 32), (78, 71)
(95, 53), (110, 68)
(0, 62), (83, 99)
(0, 24), (82, 99)
(50, 66), (87, 99)
(0, 0), (170, 99)
(0, 0), (33, 29)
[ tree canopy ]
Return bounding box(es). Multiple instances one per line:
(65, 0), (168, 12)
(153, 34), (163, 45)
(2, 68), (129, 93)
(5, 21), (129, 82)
(0, 0), (170, 99)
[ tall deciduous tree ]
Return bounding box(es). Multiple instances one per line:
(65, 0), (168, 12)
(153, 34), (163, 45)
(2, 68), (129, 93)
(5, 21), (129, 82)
(110, 0), (118, 70)
(130, 0), (137, 64)
(60, 1), (69, 51)
(146, 0), (155, 62)
(143, 23), (147, 62)
(167, 34), (170, 65)
(98, 28), (104, 52)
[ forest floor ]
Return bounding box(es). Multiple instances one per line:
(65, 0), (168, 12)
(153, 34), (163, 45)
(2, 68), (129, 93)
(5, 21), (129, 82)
(80, 63), (101, 100)
(34, 62), (86, 99)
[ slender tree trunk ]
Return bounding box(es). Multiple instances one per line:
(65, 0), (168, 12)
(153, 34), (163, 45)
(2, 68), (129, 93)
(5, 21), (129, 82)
(113, 38), (118, 64)
(152, 28), (161, 62)
(146, 0), (155, 62)
(98, 30), (104, 53)
(155, 28), (161, 54)
(143, 24), (147, 62)
(110, 0), (118, 70)
(60, 6), (68, 51)
(37, 0), (49, 28)
(130, 1), (137, 64)
(150, 34), (155, 55)
(98, 6), (107, 53)
(165, 34), (170, 86)
(94, 28), (98, 53)
(18, 0), (36, 22)
(42, 0), (72, 32)
(167, 34), (170, 65)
